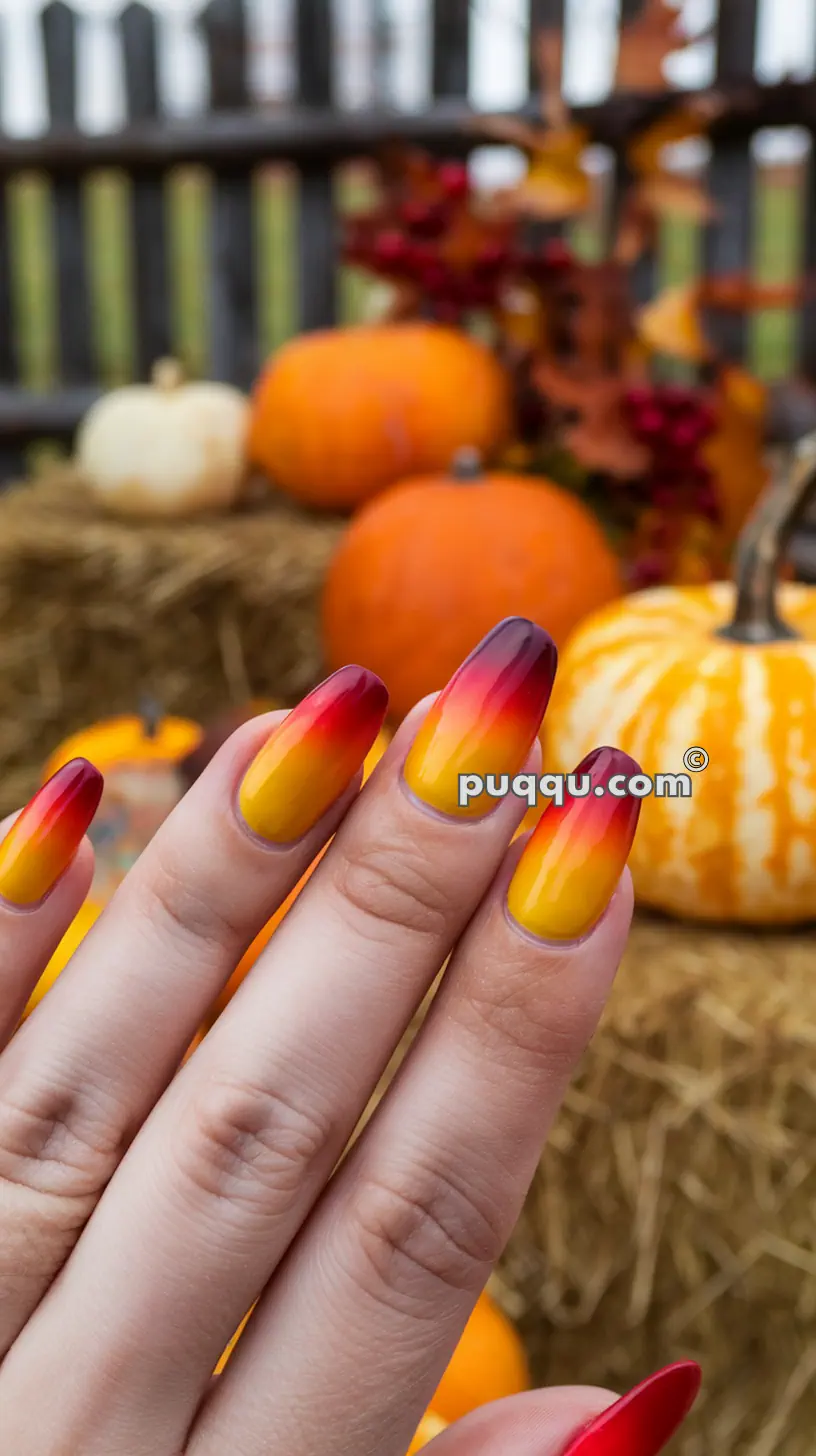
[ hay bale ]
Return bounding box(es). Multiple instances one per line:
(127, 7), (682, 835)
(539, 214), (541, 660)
(0, 467), (342, 813)
(491, 912), (816, 1455)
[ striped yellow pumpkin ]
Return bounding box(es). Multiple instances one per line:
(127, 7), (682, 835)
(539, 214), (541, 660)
(543, 437), (816, 925)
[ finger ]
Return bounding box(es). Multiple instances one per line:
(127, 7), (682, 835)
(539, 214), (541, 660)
(421, 1363), (701, 1456)
(0, 761), (100, 1046)
(1, 619), (557, 1455)
(197, 748), (639, 1456)
(0, 669), (386, 1356)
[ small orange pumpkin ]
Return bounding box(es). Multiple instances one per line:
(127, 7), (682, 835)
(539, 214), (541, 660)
(407, 1413), (448, 1453)
(430, 1290), (529, 1425)
(42, 704), (204, 904)
(247, 323), (513, 510)
(322, 451), (623, 723)
(42, 704), (203, 782)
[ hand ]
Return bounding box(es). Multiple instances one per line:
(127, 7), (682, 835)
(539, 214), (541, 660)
(0, 618), (699, 1454)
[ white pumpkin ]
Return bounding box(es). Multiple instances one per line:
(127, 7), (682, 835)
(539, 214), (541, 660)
(77, 358), (250, 517)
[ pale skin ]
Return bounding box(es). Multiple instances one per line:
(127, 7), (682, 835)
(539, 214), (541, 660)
(0, 701), (634, 1455)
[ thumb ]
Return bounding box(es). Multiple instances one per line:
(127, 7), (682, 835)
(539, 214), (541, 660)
(422, 1362), (702, 1456)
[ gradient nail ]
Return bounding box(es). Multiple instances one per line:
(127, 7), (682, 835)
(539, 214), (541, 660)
(560, 1361), (702, 1455)
(402, 618), (557, 819)
(0, 758), (103, 907)
(238, 666), (388, 843)
(507, 746), (641, 942)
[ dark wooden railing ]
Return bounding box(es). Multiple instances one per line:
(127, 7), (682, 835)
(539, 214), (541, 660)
(0, 0), (812, 479)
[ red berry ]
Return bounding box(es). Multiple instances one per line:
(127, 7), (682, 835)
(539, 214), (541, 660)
(475, 241), (510, 274)
(659, 385), (695, 414)
(693, 486), (720, 520)
(418, 261), (450, 294)
(629, 552), (667, 588)
(434, 300), (462, 324)
(652, 484), (679, 513)
(371, 230), (410, 269)
(669, 419), (699, 451)
(543, 237), (573, 269)
(438, 162), (470, 200)
(399, 200), (447, 237)
(634, 406), (666, 438)
(625, 386), (653, 413)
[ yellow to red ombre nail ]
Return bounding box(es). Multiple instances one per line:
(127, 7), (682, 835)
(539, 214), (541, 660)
(507, 746), (641, 942)
(0, 758), (103, 907)
(238, 666), (388, 843)
(402, 617), (558, 818)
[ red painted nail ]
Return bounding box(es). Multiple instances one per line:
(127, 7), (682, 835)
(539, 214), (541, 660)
(560, 1362), (702, 1455)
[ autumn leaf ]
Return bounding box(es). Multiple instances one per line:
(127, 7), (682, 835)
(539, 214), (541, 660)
(703, 364), (769, 542)
(636, 283), (712, 362)
(615, 0), (695, 92)
(624, 103), (718, 226)
(479, 117), (591, 220)
(699, 275), (813, 312)
(438, 207), (513, 271)
(626, 101), (721, 177)
(533, 363), (651, 478)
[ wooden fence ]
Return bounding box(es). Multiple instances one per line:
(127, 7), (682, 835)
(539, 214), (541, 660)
(0, 0), (813, 478)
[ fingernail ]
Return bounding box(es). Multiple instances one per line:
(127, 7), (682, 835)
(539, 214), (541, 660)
(0, 759), (104, 907)
(560, 1361), (702, 1454)
(402, 617), (557, 819)
(507, 746), (640, 942)
(238, 666), (388, 843)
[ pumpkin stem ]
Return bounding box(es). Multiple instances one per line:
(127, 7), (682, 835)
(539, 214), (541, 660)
(151, 357), (185, 391)
(718, 432), (816, 644)
(139, 695), (162, 740)
(451, 447), (483, 480)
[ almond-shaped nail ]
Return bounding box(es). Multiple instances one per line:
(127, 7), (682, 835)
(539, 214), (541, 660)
(560, 1361), (702, 1455)
(507, 746), (640, 942)
(402, 617), (557, 819)
(238, 666), (388, 843)
(0, 758), (104, 906)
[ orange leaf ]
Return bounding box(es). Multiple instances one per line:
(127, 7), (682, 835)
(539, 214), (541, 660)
(438, 208), (512, 271)
(699, 275), (812, 311)
(637, 283), (712, 362)
(484, 119), (591, 221)
(615, 0), (691, 92)
(533, 364), (650, 478)
(703, 365), (769, 542)
(636, 171), (715, 222)
(626, 101), (721, 176)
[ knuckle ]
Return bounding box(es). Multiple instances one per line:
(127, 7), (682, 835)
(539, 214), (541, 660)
(141, 852), (246, 958)
(0, 1076), (124, 1201)
(173, 1074), (335, 1220)
(458, 965), (598, 1076)
(331, 833), (452, 943)
(348, 1165), (503, 1316)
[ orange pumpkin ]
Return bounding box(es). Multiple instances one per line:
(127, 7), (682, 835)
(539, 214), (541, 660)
(430, 1290), (529, 1425)
(208, 728), (392, 1021)
(322, 452), (623, 723)
(247, 323), (513, 510)
(42, 706), (203, 782)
